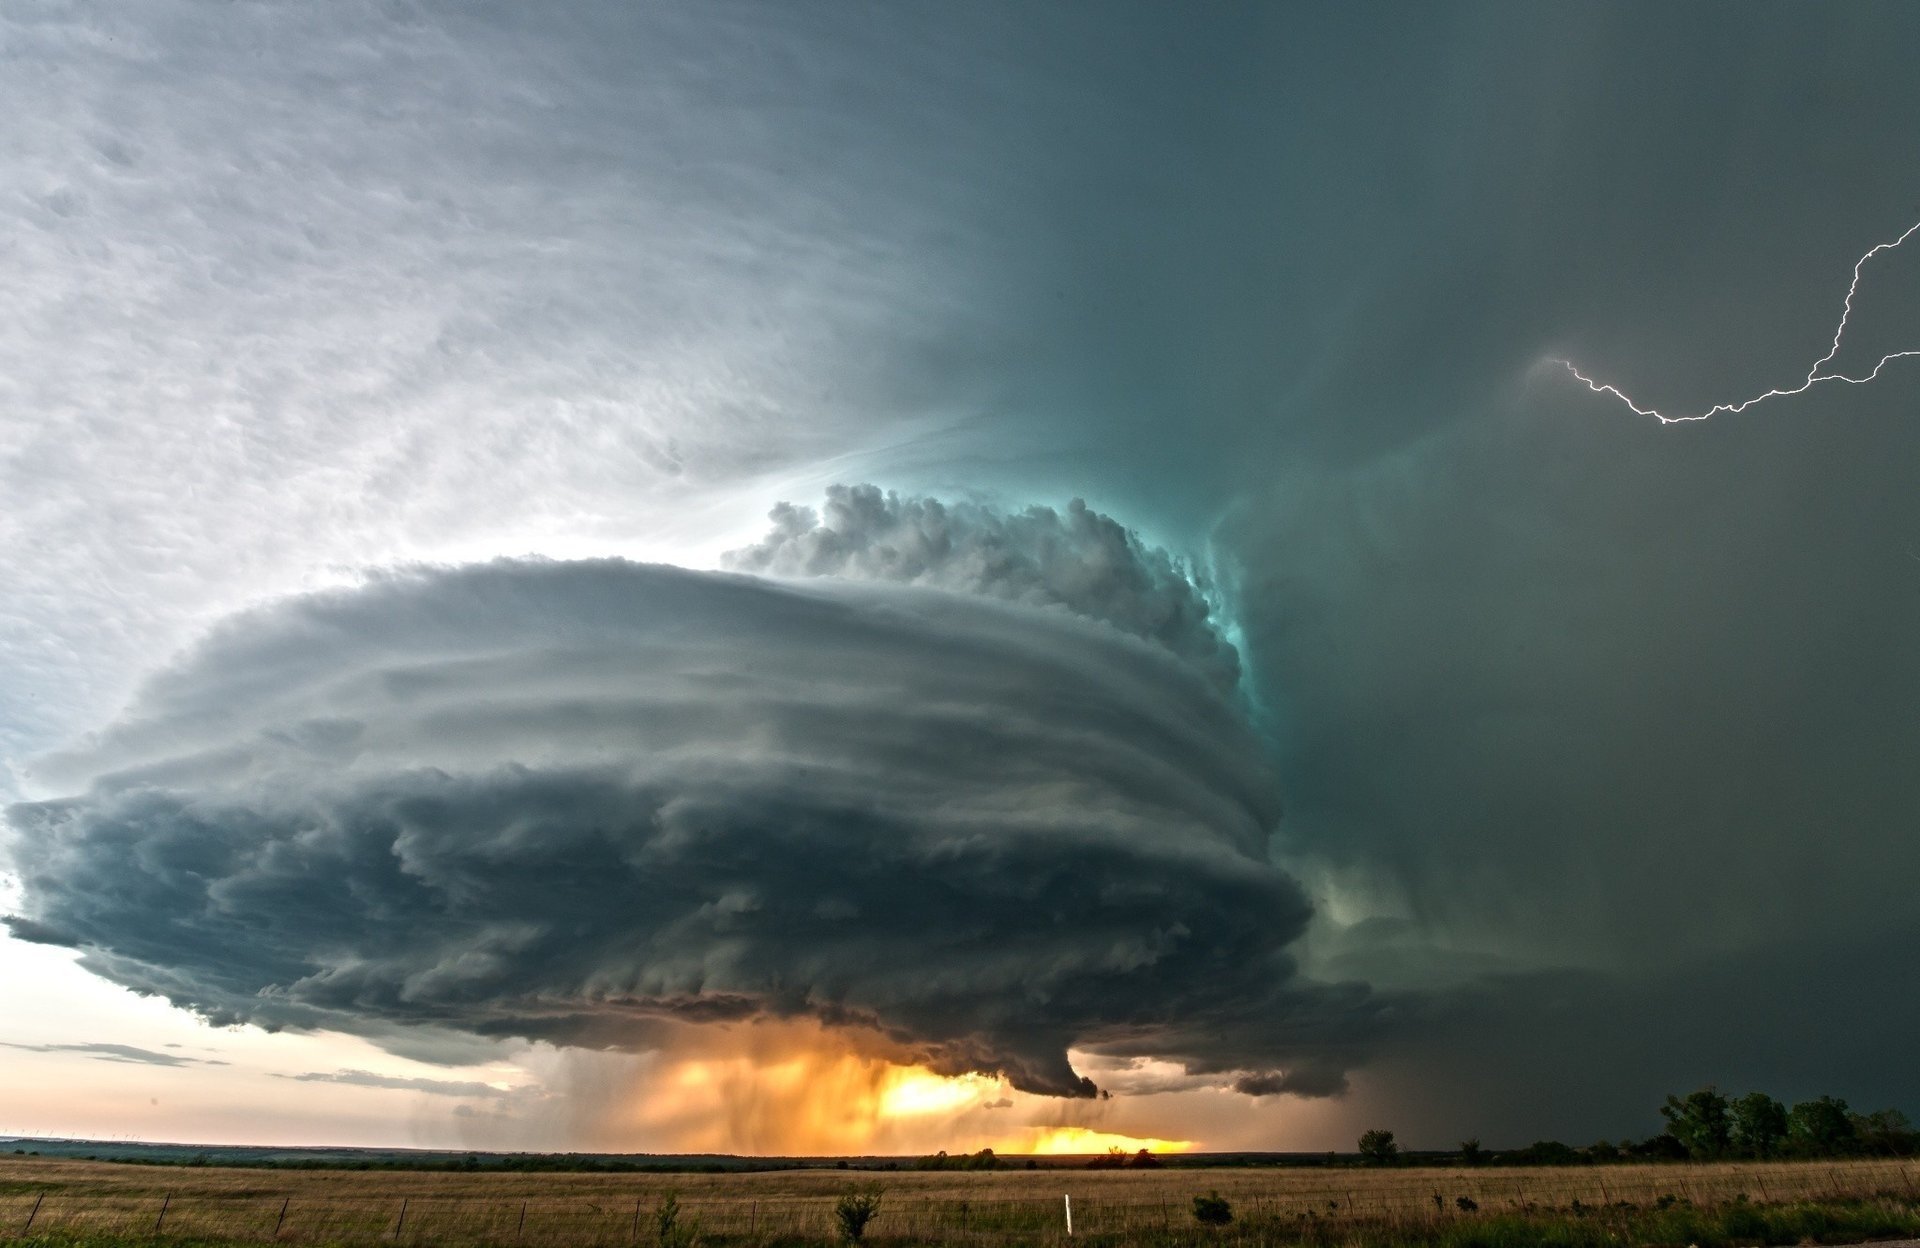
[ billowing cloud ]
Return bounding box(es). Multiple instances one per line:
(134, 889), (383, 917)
(6, 557), (1371, 1099)
(724, 486), (1240, 694)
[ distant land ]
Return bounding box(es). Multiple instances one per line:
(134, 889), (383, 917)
(2, 1137), (1481, 1172)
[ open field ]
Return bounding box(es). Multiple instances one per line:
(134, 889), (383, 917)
(3, 1156), (1920, 1248)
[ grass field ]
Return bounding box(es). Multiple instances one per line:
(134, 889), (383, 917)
(3, 1155), (1918, 1248)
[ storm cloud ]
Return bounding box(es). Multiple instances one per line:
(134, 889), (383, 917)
(724, 486), (1240, 694)
(6, 558), (1367, 1098)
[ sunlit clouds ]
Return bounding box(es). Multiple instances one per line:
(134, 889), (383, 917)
(562, 1022), (1194, 1156)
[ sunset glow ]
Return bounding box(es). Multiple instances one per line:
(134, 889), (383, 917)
(879, 1070), (1003, 1118)
(575, 1023), (1202, 1156)
(1013, 1127), (1195, 1155)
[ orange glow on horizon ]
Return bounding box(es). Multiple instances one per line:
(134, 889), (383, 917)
(585, 1022), (1203, 1157)
(1012, 1126), (1194, 1155)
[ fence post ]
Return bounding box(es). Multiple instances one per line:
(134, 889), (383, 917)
(274, 1197), (290, 1237)
(395, 1197), (408, 1238)
(750, 1200), (757, 1235)
(517, 1200), (527, 1240)
(156, 1192), (171, 1232)
(23, 1193), (44, 1234)
(632, 1197), (641, 1242)
(1064, 1194), (1073, 1236)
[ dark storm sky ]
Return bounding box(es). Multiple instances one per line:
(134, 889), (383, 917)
(4, 0), (1919, 1146)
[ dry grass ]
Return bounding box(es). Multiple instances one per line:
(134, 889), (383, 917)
(1, 1155), (1916, 1246)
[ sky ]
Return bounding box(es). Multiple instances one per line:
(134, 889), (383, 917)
(3, 0), (1919, 1154)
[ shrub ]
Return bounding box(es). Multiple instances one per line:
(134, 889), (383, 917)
(834, 1188), (883, 1242)
(1193, 1191), (1234, 1226)
(652, 1191), (694, 1248)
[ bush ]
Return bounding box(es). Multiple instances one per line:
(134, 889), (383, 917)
(1193, 1191), (1234, 1226)
(834, 1188), (883, 1242)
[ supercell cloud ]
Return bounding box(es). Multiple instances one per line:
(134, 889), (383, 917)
(7, 499), (1368, 1099)
(725, 485), (1241, 694)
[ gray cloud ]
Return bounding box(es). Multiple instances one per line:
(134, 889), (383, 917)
(725, 486), (1240, 694)
(0, 1), (1025, 785)
(5, 559), (1374, 1098)
(1232, 1068), (1349, 1099)
(0, 1042), (227, 1068)
(279, 1070), (516, 1099)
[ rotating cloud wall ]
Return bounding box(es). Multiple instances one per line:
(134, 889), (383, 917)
(6, 494), (1375, 1104)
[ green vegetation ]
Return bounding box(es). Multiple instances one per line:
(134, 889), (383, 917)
(1087, 1148), (1164, 1171)
(1653, 1086), (1915, 1160)
(3, 1194), (1920, 1248)
(831, 1187), (882, 1242)
(1359, 1130), (1400, 1165)
(908, 1149), (1003, 1171)
(1329, 1086), (1919, 1170)
(1191, 1190), (1234, 1225)
(1330, 1196), (1920, 1248)
(7, 1151), (1920, 1248)
(651, 1191), (696, 1248)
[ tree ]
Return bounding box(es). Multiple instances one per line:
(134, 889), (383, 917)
(1458, 1138), (1488, 1167)
(1661, 1087), (1732, 1159)
(1851, 1108), (1916, 1156)
(1627, 1134), (1687, 1161)
(1358, 1129), (1399, 1165)
(1516, 1140), (1577, 1166)
(1730, 1092), (1789, 1158)
(1788, 1097), (1856, 1156)
(834, 1188), (883, 1243)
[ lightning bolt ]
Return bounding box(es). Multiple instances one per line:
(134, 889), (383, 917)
(1557, 216), (1920, 424)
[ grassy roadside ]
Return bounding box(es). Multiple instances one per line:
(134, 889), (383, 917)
(2, 1193), (1919, 1248)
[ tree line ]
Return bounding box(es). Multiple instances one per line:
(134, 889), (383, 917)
(1656, 1088), (1915, 1160)
(1354, 1088), (1918, 1166)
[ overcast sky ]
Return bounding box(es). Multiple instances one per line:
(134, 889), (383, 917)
(4, 0), (1919, 1153)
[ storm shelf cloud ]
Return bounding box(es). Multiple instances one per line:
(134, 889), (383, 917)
(5, 523), (1376, 1101)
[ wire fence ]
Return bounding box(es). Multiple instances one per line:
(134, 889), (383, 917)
(4, 1160), (1917, 1247)
(5, 1191), (1118, 1244)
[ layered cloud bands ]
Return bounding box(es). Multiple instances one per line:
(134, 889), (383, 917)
(7, 558), (1347, 1097)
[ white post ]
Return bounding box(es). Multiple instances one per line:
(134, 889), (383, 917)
(1064, 1194), (1073, 1236)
